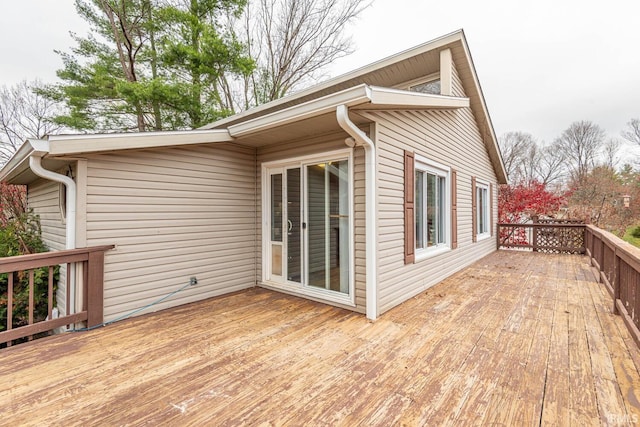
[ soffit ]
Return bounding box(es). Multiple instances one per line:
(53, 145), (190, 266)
(233, 111), (370, 147)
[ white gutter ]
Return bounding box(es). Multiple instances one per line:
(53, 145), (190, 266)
(336, 105), (377, 321)
(28, 139), (78, 316)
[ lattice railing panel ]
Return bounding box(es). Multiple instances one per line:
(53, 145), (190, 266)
(535, 226), (585, 254)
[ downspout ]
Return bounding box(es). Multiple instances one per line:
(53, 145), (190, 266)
(28, 139), (78, 316)
(336, 105), (377, 321)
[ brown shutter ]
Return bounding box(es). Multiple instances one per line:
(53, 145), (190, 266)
(489, 183), (494, 237)
(404, 151), (415, 264)
(471, 176), (477, 243)
(451, 169), (458, 249)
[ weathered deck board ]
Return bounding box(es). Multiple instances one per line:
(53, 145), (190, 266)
(1, 251), (640, 426)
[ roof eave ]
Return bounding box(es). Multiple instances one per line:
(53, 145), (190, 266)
(202, 30), (465, 131)
(363, 86), (470, 109)
(47, 129), (232, 156)
(0, 139), (39, 183)
(228, 85), (372, 137)
(228, 85), (471, 138)
(1, 130), (234, 184)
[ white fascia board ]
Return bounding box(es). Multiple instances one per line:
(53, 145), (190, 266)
(47, 129), (232, 156)
(201, 30), (464, 130)
(366, 86), (470, 109)
(228, 85), (372, 137)
(0, 139), (38, 182)
(459, 33), (507, 183)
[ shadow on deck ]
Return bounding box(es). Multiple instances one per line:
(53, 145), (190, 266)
(1, 251), (639, 425)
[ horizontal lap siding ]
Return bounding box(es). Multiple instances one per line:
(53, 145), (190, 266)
(28, 177), (67, 315)
(256, 134), (366, 313)
(85, 144), (257, 322)
(373, 106), (498, 314)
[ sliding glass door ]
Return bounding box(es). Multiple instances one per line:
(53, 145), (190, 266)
(265, 153), (351, 300)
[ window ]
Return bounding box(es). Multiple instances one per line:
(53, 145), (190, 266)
(409, 79), (441, 95)
(415, 158), (449, 254)
(476, 182), (489, 237)
(59, 183), (67, 223)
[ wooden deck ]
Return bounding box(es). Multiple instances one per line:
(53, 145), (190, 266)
(1, 251), (640, 426)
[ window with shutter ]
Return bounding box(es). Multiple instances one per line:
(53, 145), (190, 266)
(414, 155), (451, 258)
(474, 178), (491, 241)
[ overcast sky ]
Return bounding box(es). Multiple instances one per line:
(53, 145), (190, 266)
(1, 0), (638, 159)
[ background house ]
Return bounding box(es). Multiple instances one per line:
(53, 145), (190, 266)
(0, 30), (506, 323)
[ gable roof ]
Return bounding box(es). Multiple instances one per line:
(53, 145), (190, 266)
(0, 29), (506, 184)
(202, 29), (506, 183)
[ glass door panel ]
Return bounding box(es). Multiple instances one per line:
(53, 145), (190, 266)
(270, 173), (283, 278)
(306, 160), (349, 295)
(307, 164), (327, 289)
(286, 168), (302, 283)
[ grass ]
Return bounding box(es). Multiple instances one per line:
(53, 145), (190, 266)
(623, 225), (640, 248)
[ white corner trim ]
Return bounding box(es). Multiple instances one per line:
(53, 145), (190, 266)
(440, 49), (453, 96)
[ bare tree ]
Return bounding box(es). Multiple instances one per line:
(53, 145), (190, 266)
(498, 131), (536, 184)
(227, 0), (369, 109)
(621, 118), (640, 145)
(498, 131), (565, 185)
(554, 120), (605, 186)
(602, 138), (621, 169)
(0, 80), (65, 165)
(536, 141), (566, 186)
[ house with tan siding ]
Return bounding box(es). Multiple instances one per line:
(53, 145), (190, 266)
(0, 30), (507, 323)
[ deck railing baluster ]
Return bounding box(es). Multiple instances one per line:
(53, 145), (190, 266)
(7, 274), (13, 347)
(48, 266), (54, 321)
(0, 245), (114, 348)
(28, 270), (34, 341)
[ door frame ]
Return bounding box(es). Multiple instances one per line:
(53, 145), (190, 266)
(261, 148), (355, 307)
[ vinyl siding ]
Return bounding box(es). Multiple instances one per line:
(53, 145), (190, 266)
(369, 105), (498, 314)
(255, 133), (366, 313)
(84, 143), (257, 322)
(27, 176), (68, 315)
(451, 57), (465, 97)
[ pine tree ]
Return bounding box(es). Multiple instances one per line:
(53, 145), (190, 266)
(48, 0), (253, 132)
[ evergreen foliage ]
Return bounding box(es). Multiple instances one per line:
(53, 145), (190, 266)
(47, 0), (254, 132)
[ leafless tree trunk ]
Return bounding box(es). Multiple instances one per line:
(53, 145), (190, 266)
(536, 141), (566, 186)
(554, 120), (605, 186)
(498, 131), (536, 184)
(0, 80), (65, 166)
(498, 131), (565, 185)
(98, 0), (150, 131)
(225, 0), (369, 109)
(622, 118), (640, 145)
(602, 138), (621, 169)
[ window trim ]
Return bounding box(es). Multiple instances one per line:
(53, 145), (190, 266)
(414, 154), (451, 260)
(475, 179), (491, 240)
